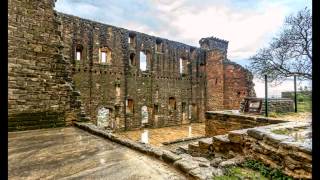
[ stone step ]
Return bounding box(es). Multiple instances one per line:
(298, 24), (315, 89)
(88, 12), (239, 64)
(212, 134), (230, 144)
(188, 142), (200, 151)
(198, 137), (212, 145)
(177, 144), (189, 153)
(228, 129), (249, 143)
(198, 138), (213, 150)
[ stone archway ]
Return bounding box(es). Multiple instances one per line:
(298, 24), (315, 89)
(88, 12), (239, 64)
(97, 107), (110, 128)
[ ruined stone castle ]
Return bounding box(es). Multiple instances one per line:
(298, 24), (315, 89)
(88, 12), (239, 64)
(8, 0), (255, 131)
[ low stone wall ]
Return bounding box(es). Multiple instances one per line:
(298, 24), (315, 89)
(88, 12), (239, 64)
(205, 111), (286, 136)
(186, 121), (311, 179)
(240, 97), (294, 114)
(229, 122), (312, 179)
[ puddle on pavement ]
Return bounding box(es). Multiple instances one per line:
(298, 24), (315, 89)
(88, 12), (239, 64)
(115, 123), (205, 146)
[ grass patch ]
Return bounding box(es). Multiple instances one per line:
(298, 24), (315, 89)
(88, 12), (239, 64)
(297, 100), (311, 112)
(213, 160), (293, 180)
(213, 167), (268, 180)
(242, 160), (293, 180)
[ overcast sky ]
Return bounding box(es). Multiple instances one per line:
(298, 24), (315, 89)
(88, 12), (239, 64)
(55, 0), (312, 97)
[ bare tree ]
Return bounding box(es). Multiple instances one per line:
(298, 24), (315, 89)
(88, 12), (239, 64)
(248, 7), (312, 83)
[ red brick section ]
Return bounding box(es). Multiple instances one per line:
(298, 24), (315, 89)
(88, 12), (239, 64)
(223, 62), (255, 110)
(205, 50), (225, 111)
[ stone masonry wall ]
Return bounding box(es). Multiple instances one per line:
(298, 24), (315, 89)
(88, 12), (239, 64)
(8, 0), (256, 131)
(58, 13), (208, 130)
(8, 0), (80, 131)
(228, 122), (312, 179)
(199, 38), (226, 111)
(223, 60), (256, 110)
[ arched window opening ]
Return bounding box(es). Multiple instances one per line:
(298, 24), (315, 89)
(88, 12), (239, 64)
(99, 47), (112, 64)
(155, 38), (162, 52)
(75, 44), (83, 61)
(169, 97), (176, 110)
(115, 83), (120, 97)
(140, 51), (147, 71)
(141, 106), (148, 124)
(97, 107), (110, 128)
(129, 53), (136, 66)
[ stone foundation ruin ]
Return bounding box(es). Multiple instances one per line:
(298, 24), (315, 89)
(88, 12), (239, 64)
(172, 111), (311, 179)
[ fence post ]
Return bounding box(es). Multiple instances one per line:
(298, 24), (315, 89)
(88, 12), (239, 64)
(294, 75), (297, 113)
(265, 75), (268, 117)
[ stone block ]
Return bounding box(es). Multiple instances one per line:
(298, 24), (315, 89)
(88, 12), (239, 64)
(162, 150), (182, 164)
(173, 158), (199, 172)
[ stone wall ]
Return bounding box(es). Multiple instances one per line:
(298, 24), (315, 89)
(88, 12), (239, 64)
(8, 0), (256, 131)
(189, 114), (311, 179)
(223, 60), (255, 110)
(228, 122), (312, 179)
(204, 111), (285, 136)
(58, 13), (209, 130)
(240, 97), (294, 114)
(8, 0), (81, 131)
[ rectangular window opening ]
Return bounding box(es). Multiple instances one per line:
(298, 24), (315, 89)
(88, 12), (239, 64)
(126, 99), (134, 113)
(76, 51), (81, 61)
(101, 52), (106, 63)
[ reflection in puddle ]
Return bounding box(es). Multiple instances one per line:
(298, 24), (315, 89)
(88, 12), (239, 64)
(188, 125), (192, 137)
(141, 130), (149, 144)
(100, 158), (105, 164)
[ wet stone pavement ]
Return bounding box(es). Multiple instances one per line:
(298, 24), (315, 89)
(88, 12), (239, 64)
(116, 123), (205, 146)
(8, 127), (187, 180)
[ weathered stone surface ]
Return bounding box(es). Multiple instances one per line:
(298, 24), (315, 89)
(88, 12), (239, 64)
(8, 0), (255, 131)
(228, 129), (248, 143)
(243, 122), (312, 179)
(188, 167), (218, 180)
(8, 127), (187, 180)
(218, 156), (245, 167)
(162, 150), (182, 163)
(247, 129), (265, 140)
(173, 158), (199, 172)
(210, 157), (224, 167)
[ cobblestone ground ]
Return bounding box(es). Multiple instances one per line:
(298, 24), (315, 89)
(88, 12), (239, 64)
(116, 123), (205, 146)
(8, 127), (187, 180)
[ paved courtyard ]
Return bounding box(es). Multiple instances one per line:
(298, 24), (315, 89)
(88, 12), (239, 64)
(8, 127), (187, 180)
(116, 123), (205, 146)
